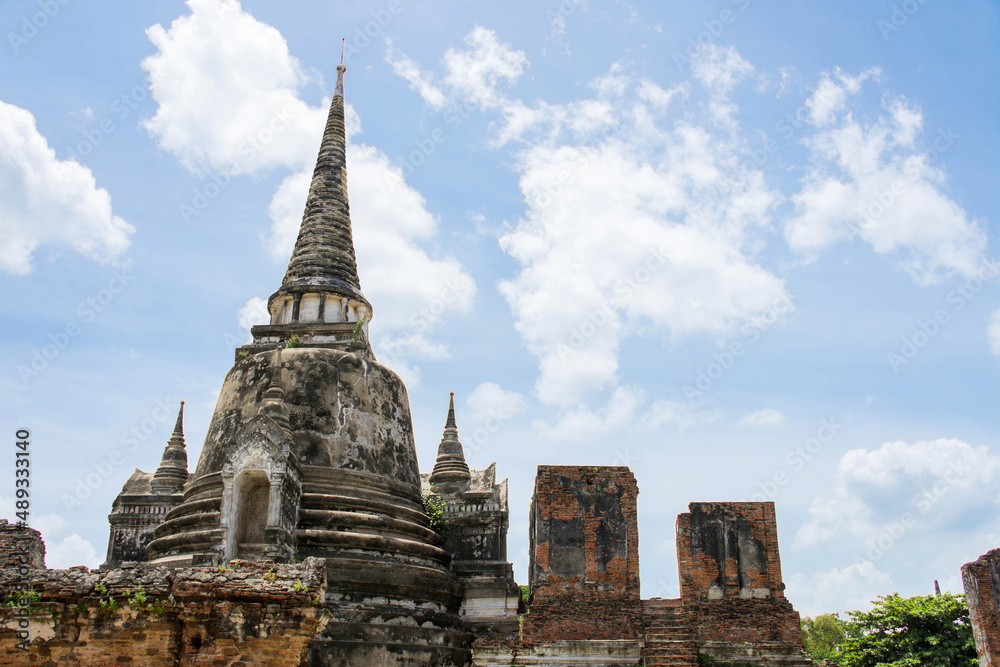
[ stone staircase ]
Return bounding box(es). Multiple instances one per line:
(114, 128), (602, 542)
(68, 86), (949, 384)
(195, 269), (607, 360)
(642, 598), (697, 667)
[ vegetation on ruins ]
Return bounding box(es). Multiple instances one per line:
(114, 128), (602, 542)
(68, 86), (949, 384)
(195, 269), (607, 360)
(813, 592), (977, 666)
(351, 316), (365, 345)
(421, 489), (450, 536)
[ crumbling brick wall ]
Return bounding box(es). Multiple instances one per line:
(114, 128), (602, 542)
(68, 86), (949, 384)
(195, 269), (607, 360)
(0, 520), (44, 570)
(0, 558), (329, 666)
(963, 549), (1000, 666)
(676, 502), (803, 646)
(522, 465), (641, 643)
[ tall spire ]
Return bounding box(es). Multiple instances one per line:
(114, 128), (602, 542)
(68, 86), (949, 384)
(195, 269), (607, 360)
(429, 392), (471, 493)
(151, 401), (189, 495)
(273, 57), (368, 307)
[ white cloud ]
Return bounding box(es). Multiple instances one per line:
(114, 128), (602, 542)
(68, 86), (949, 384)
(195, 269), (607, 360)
(786, 561), (893, 616)
(142, 0), (327, 176)
(0, 99), (134, 275)
(988, 309), (1000, 355)
(640, 398), (721, 431)
(0, 499), (100, 569)
(46, 533), (100, 570)
(499, 135), (788, 406)
(466, 382), (527, 426)
(637, 79), (687, 110)
(689, 44), (754, 95)
(537, 385), (645, 442)
(788, 72), (986, 285)
(392, 36), (790, 412)
(737, 408), (786, 428)
(443, 26), (527, 109)
(795, 438), (1000, 549)
(237, 296), (269, 343)
(386, 42), (447, 110)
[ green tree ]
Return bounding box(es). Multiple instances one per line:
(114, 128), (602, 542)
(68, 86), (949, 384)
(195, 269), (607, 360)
(801, 613), (847, 661)
(836, 592), (977, 667)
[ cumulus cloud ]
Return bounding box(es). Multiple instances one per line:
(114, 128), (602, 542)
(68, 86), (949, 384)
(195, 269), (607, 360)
(795, 438), (1000, 549)
(0, 499), (100, 569)
(142, 0), (327, 176)
(689, 44), (754, 95)
(47, 533), (100, 569)
(386, 42), (447, 110)
(787, 70), (986, 285)
(499, 133), (787, 406)
(0, 99), (133, 275)
(786, 561), (893, 616)
(737, 408), (786, 428)
(386, 32), (790, 427)
(237, 296), (269, 343)
(805, 67), (880, 127)
(144, 0), (476, 377)
(466, 382), (527, 426)
(537, 385), (645, 442)
(443, 26), (527, 109)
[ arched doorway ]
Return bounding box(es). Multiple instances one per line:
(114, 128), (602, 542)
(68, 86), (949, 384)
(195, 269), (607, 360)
(232, 471), (270, 560)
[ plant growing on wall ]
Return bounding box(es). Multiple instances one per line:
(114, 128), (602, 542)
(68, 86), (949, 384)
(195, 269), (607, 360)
(421, 489), (449, 537)
(350, 317), (366, 345)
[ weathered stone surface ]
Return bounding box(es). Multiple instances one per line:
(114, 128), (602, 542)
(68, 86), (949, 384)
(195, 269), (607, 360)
(191, 348), (418, 484)
(677, 501), (785, 603)
(522, 466), (642, 644)
(963, 548), (1000, 666)
(0, 559), (328, 666)
(0, 521), (43, 571)
(104, 469), (182, 568)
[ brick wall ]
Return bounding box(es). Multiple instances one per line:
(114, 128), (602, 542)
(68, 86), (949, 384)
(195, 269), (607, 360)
(0, 520), (44, 570)
(963, 549), (1000, 667)
(675, 502), (803, 646)
(0, 559), (329, 666)
(522, 466), (641, 643)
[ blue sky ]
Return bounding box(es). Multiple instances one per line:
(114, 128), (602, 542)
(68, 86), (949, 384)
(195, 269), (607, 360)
(2, 0), (999, 616)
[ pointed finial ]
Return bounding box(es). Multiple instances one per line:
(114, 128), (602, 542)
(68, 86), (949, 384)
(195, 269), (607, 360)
(429, 390), (470, 493)
(335, 41), (347, 98)
(151, 399), (189, 495)
(172, 400), (185, 437)
(445, 391), (458, 430)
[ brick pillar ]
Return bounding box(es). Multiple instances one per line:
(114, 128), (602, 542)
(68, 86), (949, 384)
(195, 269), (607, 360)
(963, 549), (1000, 666)
(675, 502), (805, 646)
(522, 465), (641, 643)
(0, 520), (44, 570)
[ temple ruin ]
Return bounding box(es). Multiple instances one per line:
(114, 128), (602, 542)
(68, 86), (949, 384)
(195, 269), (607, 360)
(0, 56), (904, 666)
